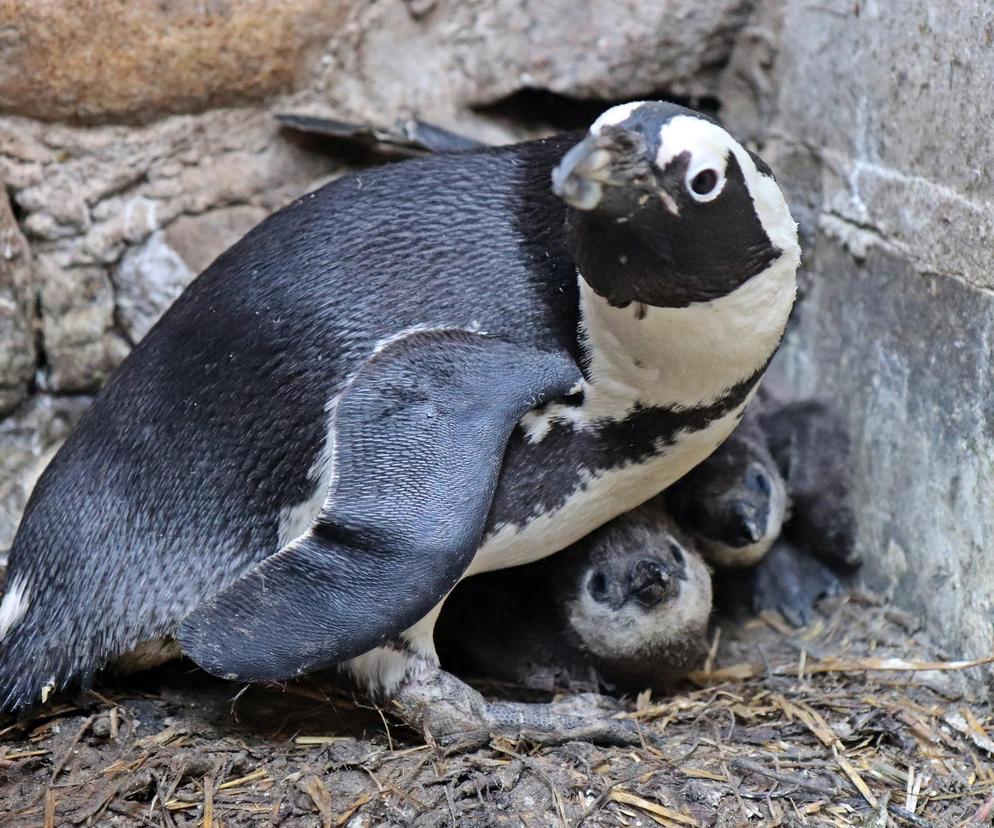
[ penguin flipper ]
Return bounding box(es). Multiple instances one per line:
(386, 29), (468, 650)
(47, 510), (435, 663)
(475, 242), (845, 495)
(177, 330), (580, 682)
(275, 113), (485, 156)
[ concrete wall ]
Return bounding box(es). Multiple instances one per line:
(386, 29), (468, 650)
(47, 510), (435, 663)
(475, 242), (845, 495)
(719, 0), (994, 657)
(2, 0), (993, 656)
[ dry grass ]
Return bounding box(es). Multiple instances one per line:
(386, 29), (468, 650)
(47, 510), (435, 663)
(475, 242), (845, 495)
(1, 592), (992, 827)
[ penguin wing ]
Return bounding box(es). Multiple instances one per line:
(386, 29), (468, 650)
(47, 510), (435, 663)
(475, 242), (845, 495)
(177, 329), (580, 681)
(275, 113), (487, 155)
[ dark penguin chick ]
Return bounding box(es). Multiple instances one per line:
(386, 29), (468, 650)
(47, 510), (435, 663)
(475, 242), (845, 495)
(666, 403), (789, 568)
(437, 507), (712, 694)
(747, 540), (842, 627)
(0, 101), (799, 748)
(742, 390), (859, 625)
(754, 390), (860, 571)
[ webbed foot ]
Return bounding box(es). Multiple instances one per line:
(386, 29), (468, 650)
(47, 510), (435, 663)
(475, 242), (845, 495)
(392, 663), (639, 750)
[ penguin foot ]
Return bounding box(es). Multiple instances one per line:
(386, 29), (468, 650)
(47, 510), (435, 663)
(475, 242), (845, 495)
(750, 540), (842, 627)
(392, 665), (639, 751)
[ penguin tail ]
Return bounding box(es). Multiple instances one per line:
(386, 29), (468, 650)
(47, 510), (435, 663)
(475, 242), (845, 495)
(0, 574), (95, 713)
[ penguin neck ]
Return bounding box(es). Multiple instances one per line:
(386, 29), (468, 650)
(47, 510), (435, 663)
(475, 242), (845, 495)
(577, 255), (797, 410)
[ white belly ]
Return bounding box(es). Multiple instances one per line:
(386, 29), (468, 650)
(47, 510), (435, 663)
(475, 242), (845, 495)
(464, 399), (749, 578)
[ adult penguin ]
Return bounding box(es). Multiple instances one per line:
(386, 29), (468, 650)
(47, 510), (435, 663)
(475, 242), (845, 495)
(0, 101), (799, 745)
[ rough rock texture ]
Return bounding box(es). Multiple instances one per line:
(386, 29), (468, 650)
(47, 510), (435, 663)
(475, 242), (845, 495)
(0, 0), (354, 124)
(0, 109), (338, 396)
(719, 0), (994, 659)
(297, 0), (753, 139)
(0, 189), (34, 414)
(164, 205), (269, 275)
(38, 261), (129, 392)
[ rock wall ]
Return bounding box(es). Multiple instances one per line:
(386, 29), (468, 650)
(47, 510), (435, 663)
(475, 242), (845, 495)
(719, 0), (994, 658)
(0, 0), (353, 124)
(2, 0), (993, 658)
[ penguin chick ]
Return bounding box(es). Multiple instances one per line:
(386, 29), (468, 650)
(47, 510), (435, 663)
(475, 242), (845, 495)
(747, 539), (842, 627)
(558, 509), (713, 691)
(737, 390), (859, 625)
(755, 391), (860, 571)
(437, 507), (712, 694)
(666, 404), (789, 568)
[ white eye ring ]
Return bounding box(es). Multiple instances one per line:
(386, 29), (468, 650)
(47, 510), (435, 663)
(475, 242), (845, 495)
(685, 164), (725, 202)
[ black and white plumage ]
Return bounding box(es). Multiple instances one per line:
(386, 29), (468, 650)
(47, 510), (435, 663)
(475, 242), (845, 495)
(435, 390), (858, 693)
(433, 400), (793, 693)
(0, 102), (799, 734)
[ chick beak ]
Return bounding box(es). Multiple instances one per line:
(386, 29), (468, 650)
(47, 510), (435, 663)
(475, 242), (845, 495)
(732, 502), (765, 545)
(552, 127), (652, 211)
(628, 558), (674, 608)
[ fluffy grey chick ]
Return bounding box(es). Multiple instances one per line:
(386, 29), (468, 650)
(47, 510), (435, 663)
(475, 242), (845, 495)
(666, 404), (789, 568)
(436, 506), (712, 694)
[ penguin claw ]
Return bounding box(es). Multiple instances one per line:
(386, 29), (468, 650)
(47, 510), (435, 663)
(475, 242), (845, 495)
(392, 666), (640, 751)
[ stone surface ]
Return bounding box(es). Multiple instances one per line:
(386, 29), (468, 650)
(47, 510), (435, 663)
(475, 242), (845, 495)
(2, 109), (330, 259)
(0, 188), (35, 414)
(0, 0), (353, 124)
(165, 205), (268, 275)
(38, 262), (130, 392)
(114, 233), (195, 345)
(772, 240), (994, 658)
(0, 108), (337, 394)
(723, 0), (994, 659)
(304, 0), (752, 139)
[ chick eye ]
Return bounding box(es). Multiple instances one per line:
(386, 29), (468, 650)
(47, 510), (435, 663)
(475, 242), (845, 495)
(688, 167), (721, 199)
(668, 541), (685, 564)
(588, 571), (608, 601)
(747, 463), (772, 496)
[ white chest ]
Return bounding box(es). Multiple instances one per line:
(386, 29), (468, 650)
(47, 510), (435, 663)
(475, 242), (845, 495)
(465, 396), (750, 577)
(467, 261), (794, 577)
(282, 261), (794, 574)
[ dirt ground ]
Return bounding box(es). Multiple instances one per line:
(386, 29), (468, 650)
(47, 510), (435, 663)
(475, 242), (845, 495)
(1, 592), (992, 828)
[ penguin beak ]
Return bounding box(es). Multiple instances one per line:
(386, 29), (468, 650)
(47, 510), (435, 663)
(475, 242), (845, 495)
(627, 558), (675, 608)
(552, 127), (653, 211)
(731, 502), (767, 545)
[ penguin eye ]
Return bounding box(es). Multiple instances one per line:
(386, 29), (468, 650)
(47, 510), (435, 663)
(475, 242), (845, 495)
(747, 464), (772, 496)
(587, 571), (609, 602)
(668, 541), (685, 564)
(687, 167), (722, 200)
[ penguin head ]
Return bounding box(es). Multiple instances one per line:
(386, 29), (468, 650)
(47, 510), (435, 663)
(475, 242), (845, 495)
(582, 535), (687, 612)
(559, 510), (712, 665)
(667, 430), (790, 568)
(552, 101), (800, 308)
